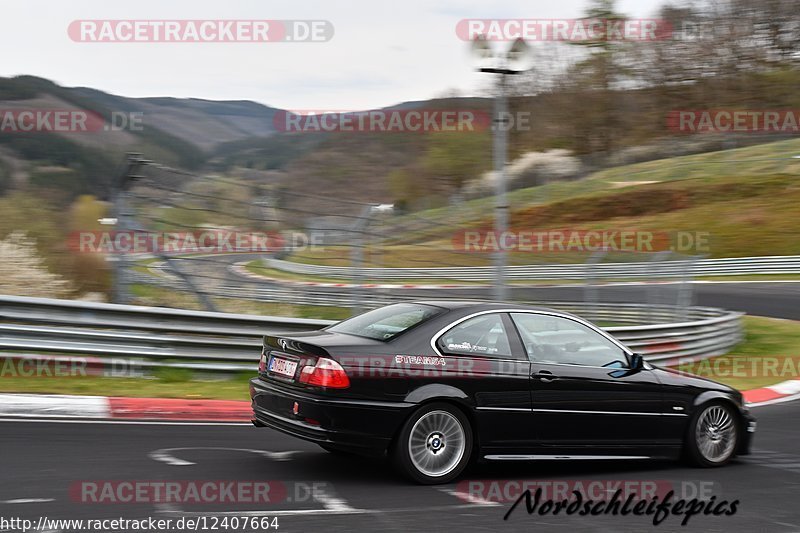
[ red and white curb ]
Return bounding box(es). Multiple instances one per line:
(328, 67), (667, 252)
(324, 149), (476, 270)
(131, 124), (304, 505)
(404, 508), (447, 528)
(0, 394), (251, 422)
(230, 262), (795, 290)
(2, 381), (799, 423)
(742, 379), (800, 407)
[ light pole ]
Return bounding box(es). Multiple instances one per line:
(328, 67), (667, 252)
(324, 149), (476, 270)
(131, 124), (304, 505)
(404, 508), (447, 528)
(471, 36), (532, 301)
(351, 203), (394, 315)
(111, 153), (145, 304)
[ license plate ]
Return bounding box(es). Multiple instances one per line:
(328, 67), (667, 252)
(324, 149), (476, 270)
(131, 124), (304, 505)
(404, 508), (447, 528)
(269, 356), (298, 378)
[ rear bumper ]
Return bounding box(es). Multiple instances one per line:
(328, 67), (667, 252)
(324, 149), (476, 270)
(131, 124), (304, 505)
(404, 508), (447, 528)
(249, 377), (412, 456)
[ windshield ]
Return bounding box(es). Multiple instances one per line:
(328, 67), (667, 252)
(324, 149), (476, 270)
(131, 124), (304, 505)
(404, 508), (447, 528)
(327, 303), (443, 341)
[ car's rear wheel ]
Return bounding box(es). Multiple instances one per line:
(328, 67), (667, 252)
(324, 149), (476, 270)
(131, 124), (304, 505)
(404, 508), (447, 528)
(685, 402), (739, 467)
(393, 402), (472, 484)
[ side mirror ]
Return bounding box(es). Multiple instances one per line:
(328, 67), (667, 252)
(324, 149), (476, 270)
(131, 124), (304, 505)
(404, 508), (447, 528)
(630, 353), (645, 370)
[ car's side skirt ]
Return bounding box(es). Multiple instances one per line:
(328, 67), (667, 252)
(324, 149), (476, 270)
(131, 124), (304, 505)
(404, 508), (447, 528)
(476, 406), (688, 417)
(483, 454), (651, 461)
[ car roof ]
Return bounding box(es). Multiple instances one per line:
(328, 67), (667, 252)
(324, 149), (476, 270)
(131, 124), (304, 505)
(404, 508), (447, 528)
(413, 300), (575, 316)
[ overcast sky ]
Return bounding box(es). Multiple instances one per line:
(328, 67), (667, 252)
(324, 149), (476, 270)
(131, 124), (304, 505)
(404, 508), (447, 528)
(2, 0), (665, 110)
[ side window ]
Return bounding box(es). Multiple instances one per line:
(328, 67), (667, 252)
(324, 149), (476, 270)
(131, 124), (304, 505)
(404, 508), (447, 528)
(510, 313), (627, 368)
(438, 313), (513, 358)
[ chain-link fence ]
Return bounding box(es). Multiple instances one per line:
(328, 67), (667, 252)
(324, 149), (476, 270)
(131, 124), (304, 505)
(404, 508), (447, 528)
(100, 154), (712, 321)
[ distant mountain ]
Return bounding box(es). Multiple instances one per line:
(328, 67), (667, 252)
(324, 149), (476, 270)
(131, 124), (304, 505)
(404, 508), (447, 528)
(0, 75), (494, 211)
(0, 75), (285, 199)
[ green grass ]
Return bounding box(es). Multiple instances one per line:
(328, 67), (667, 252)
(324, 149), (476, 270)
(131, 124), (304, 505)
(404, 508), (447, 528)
(298, 138), (800, 265)
(281, 172), (800, 267)
(673, 316), (800, 391)
(132, 257), (162, 275)
(498, 174), (800, 259)
(695, 274), (800, 282)
(244, 261), (492, 285)
(393, 137), (800, 228)
(0, 372), (253, 400)
(130, 284), (208, 310)
(129, 283), (351, 320)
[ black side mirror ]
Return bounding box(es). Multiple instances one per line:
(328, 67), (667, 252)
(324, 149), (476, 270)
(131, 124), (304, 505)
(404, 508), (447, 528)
(630, 353), (645, 370)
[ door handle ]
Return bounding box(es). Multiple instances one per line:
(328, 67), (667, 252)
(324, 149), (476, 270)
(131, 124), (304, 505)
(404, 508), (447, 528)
(532, 370), (557, 383)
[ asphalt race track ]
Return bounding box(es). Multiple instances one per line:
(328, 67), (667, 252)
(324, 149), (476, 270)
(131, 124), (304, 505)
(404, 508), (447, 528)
(3, 278), (800, 532)
(225, 255), (800, 320)
(212, 252), (800, 319)
(396, 282), (800, 320)
(510, 282), (800, 321)
(0, 399), (798, 532)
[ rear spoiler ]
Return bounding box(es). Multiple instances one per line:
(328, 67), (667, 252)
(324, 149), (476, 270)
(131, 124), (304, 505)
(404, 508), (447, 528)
(263, 335), (331, 359)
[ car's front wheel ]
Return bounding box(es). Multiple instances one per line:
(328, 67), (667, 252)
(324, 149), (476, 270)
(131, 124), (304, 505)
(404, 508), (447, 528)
(685, 402), (739, 467)
(393, 403), (472, 484)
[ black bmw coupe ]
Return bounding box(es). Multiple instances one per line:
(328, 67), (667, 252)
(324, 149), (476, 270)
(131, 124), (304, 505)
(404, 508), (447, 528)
(250, 301), (755, 484)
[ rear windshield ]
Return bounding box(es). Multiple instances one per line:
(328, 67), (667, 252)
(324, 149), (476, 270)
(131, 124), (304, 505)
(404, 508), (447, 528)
(327, 303), (443, 341)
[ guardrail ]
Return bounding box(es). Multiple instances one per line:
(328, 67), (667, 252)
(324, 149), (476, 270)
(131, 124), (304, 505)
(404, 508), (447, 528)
(267, 255), (800, 281)
(217, 283), (701, 325)
(0, 295), (741, 372)
(0, 294), (332, 374)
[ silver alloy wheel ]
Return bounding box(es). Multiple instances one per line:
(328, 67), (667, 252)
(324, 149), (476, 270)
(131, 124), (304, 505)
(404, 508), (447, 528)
(695, 405), (737, 463)
(408, 410), (466, 478)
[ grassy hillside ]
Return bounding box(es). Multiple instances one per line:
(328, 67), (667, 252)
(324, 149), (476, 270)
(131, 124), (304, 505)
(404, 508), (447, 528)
(389, 137), (800, 228)
(285, 138), (800, 267)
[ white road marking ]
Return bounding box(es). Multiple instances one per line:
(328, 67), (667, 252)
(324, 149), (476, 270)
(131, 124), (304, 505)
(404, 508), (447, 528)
(155, 485), (365, 517)
(159, 507), (368, 517)
(153, 502), (181, 515)
(769, 380), (800, 396)
(0, 394), (109, 418)
(152, 479), (497, 518)
(148, 449), (194, 466)
(0, 498), (55, 504)
(437, 487), (500, 507)
(745, 450), (800, 475)
(149, 447), (299, 466)
(158, 503), (498, 517)
(312, 486), (358, 513)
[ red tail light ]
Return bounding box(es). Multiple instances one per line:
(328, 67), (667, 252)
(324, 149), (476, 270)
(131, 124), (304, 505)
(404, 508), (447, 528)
(298, 357), (350, 389)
